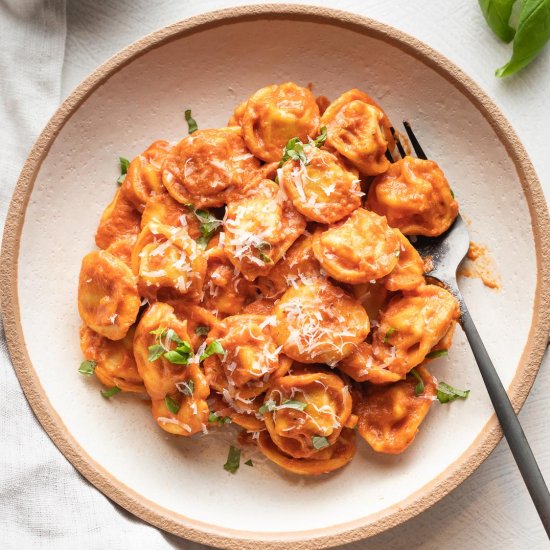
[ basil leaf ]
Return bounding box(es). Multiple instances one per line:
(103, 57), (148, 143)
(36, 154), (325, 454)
(496, 0), (550, 77)
(163, 346), (192, 365)
(312, 436), (330, 450)
(277, 399), (308, 411)
(279, 136), (309, 167)
(383, 327), (396, 344)
(437, 382), (471, 404)
(117, 156), (130, 185)
(78, 359), (96, 376)
(195, 326), (210, 336)
(200, 340), (225, 361)
(224, 445), (241, 474)
(190, 208), (223, 249)
(165, 328), (184, 345)
(410, 368), (425, 396)
(312, 126), (327, 147)
(245, 459), (253, 467)
(259, 399), (276, 414)
(426, 349), (448, 359)
(164, 396), (180, 414)
(479, 0), (516, 42)
(147, 344), (165, 362)
(208, 411), (232, 424)
(185, 109), (198, 134)
(100, 386), (121, 399)
(150, 327), (167, 337)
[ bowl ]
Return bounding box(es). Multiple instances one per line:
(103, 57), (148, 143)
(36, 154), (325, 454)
(2, 4), (549, 549)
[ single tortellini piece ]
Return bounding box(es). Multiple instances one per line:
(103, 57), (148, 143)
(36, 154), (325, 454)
(373, 284), (460, 375)
(120, 140), (171, 212)
(366, 156), (458, 236)
(201, 245), (257, 316)
(273, 280), (370, 365)
(312, 208), (401, 284)
(258, 427), (356, 476)
(132, 222), (207, 303)
(78, 250), (140, 340)
(380, 231), (426, 292)
(321, 89), (392, 176)
(95, 189), (141, 254)
(162, 127), (259, 208)
(141, 191), (201, 240)
(202, 314), (292, 400)
(80, 325), (145, 392)
(256, 234), (322, 299)
(355, 365), (436, 453)
(279, 145), (363, 223)
(261, 369), (355, 460)
(337, 342), (403, 384)
(224, 179), (306, 281)
(241, 82), (320, 162)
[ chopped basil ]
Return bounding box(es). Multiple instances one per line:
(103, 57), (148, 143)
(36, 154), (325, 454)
(276, 400), (308, 411)
(195, 326), (210, 336)
(410, 368), (424, 396)
(163, 343), (193, 365)
(437, 382), (470, 404)
(100, 386), (121, 399)
(184, 109), (198, 134)
(150, 327), (167, 337)
(258, 399), (276, 414)
(312, 436), (330, 450)
(148, 327), (193, 364)
(312, 126), (327, 147)
(208, 411), (232, 425)
(224, 445), (241, 474)
(279, 137), (308, 167)
(200, 340), (225, 361)
(450, 188), (455, 198)
(117, 156), (130, 185)
(179, 380), (194, 397)
(383, 327), (396, 344)
(187, 206), (223, 249)
(164, 396), (180, 414)
(253, 241), (272, 263)
(426, 349), (448, 359)
(147, 344), (165, 362)
(244, 459), (253, 467)
(78, 359), (96, 376)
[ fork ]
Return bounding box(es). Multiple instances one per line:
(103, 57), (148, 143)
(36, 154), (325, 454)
(386, 122), (550, 536)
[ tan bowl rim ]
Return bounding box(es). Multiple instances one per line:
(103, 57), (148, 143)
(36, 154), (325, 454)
(1, 4), (549, 549)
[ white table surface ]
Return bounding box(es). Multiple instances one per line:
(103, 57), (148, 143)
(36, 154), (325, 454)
(8, 1), (550, 548)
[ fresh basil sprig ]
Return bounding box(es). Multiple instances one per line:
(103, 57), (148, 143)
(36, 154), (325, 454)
(479, 0), (516, 42)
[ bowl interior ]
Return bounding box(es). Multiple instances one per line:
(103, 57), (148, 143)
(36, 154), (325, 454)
(15, 15), (536, 537)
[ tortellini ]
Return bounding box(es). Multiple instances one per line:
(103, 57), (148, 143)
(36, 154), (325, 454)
(78, 250), (140, 340)
(162, 128), (259, 208)
(312, 208), (401, 284)
(321, 89), (392, 176)
(203, 314), (291, 399)
(355, 365), (436, 454)
(367, 156), (458, 236)
(77, 81), (466, 476)
(273, 280), (370, 365)
(224, 179), (306, 281)
(279, 146), (363, 223)
(241, 82), (320, 162)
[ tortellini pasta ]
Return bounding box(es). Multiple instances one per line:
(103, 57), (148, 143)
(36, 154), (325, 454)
(367, 156), (459, 236)
(77, 81), (467, 476)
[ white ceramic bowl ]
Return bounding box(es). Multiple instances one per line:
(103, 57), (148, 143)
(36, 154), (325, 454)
(2, 5), (549, 549)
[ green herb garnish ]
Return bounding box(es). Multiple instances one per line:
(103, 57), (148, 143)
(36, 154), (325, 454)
(100, 386), (121, 399)
(312, 436), (330, 450)
(437, 382), (471, 404)
(164, 396), (180, 414)
(200, 340), (225, 361)
(184, 109), (198, 134)
(224, 445), (241, 474)
(148, 327), (193, 364)
(279, 137), (308, 167)
(410, 368), (425, 396)
(187, 206), (223, 249)
(426, 349), (449, 359)
(195, 326), (210, 337)
(244, 459), (254, 467)
(117, 157), (130, 185)
(479, 0), (517, 42)
(312, 126), (327, 147)
(147, 344), (165, 362)
(276, 400), (308, 411)
(383, 327), (396, 344)
(78, 359), (96, 376)
(208, 411), (232, 425)
(258, 400), (276, 415)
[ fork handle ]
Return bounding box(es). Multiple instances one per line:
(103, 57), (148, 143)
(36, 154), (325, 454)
(460, 304), (550, 537)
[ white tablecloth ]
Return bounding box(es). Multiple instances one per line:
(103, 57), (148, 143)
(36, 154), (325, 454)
(2, 1), (549, 548)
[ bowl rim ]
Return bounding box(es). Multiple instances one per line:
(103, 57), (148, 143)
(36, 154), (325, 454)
(1, 4), (550, 548)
